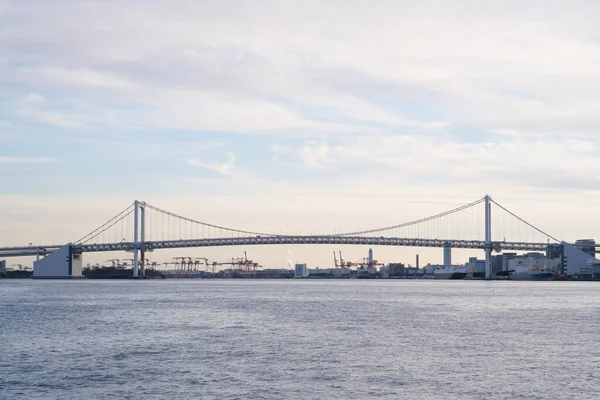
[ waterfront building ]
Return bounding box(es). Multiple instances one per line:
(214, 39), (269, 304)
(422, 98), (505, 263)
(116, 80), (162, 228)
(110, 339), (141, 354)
(387, 263), (406, 277)
(379, 265), (389, 278)
(307, 267), (349, 278)
(0, 260), (5, 273)
(575, 239), (596, 258)
(491, 255), (503, 275)
(466, 257), (485, 275)
(423, 264), (438, 275)
(294, 263), (308, 278)
(563, 243), (600, 279)
(33, 245), (82, 279)
(507, 253), (560, 273)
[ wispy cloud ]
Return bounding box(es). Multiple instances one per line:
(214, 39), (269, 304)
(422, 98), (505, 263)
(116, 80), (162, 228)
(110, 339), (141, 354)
(16, 93), (87, 129)
(0, 156), (55, 163)
(186, 152), (247, 178)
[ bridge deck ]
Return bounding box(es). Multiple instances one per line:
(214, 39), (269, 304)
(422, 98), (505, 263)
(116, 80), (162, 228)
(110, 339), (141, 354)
(75, 236), (557, 253)
(0, 236), (561, 258)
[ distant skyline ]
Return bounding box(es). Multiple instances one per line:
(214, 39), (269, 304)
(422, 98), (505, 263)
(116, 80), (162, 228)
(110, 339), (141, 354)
(1, 1), (600, 268)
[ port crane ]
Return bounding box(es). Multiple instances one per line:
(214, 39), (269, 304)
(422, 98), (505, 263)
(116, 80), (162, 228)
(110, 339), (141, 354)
(194, 258), (211, 272)
(333, 250), (384, 270)
(208, 252), (261, 275)
(333, 251), (363, 269)
(106, 259), (123, 269)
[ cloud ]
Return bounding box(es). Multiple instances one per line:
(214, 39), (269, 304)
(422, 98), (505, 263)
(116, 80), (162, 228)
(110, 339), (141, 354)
(186, 152), (246, 177)
(16, 93), (87, 129)
(16, 67), (134, 89)
(0, 156), (55, 163)
(20, 92), (44, 105)
(3, 1), (600, 135)
(272, 132), (600, 193)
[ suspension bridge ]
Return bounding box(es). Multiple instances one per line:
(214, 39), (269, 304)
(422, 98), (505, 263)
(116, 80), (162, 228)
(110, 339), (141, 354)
(0, 195), (570, 279)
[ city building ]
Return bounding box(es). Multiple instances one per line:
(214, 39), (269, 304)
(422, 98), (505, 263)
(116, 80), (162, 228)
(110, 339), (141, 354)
(294, 263), (308, 278)
(388, 263), (406, 278)
(507, 252), (560, 273)
(33, 245), (82, 279)
(379, 265), (390, 278)
(563, 243), (600, 279)
(423, 264), (438, 275)
(575, 239), (596, 258)
(491, 255), (504, 275)
(466, 257), (485, 275)
(0, 260), (5, 273)
(307, 267), (350, 278)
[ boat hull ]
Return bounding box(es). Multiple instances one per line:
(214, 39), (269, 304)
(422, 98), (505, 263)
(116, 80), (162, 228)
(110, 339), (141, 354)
(434, 272), (467, 279)
(510, 272), (555, 281)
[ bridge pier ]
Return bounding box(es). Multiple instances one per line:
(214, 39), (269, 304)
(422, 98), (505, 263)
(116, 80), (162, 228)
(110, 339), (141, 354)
(443, 244), (451, 267)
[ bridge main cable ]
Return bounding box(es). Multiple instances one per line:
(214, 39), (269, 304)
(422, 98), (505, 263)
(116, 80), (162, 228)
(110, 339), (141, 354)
(489, 198), (561, 243)
(143, 203), (282, 238)
(75, 203), (135, 244)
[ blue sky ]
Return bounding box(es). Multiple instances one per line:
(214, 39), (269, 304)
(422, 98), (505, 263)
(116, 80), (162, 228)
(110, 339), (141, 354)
(2, 0), (600, 267)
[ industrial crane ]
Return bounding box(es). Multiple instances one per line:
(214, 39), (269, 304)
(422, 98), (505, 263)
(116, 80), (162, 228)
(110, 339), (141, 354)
(333, 250), (384, 270)
(195, 258), (211, 272)
(333, 251), (357, 269)
(106, 259), (122, 269)
(208, 252), (261, 275)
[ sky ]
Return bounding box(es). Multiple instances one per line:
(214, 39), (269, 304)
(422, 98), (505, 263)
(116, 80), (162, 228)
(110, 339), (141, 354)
(2, 0), (600, 269)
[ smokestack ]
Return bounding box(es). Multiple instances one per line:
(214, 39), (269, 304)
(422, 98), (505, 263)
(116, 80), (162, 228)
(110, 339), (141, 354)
(416, 254), (419, 269)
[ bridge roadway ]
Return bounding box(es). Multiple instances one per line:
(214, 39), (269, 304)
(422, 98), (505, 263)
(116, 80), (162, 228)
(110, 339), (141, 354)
(0, 245), (63, 258)
(0, 236), (560, 258)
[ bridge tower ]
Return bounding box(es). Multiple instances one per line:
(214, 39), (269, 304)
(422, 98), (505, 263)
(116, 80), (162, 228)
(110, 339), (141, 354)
(133, 200), (139, 277)
(132, 200), (147, 278)
(484, 194), (492, 280)
(140, 201), (146, 277)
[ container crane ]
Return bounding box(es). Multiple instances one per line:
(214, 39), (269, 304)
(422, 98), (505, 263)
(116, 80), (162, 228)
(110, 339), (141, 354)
(106, 259), (122, 269)
(195, 258), (210, 272)
(333, 251), (360, 269)
(334, 250), (384, 271)
(208, 252), (261, 276)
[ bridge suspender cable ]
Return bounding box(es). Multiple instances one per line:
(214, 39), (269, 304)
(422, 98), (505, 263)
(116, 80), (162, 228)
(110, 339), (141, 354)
(489, 199), (560, 243)
(332, 197), (486, 237)
(142, 203), (281, 238)
(75, 204), (135, 244)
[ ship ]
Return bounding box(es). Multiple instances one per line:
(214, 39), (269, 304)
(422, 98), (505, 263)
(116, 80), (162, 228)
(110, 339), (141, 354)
(509, 269), (555, 281)
(509, 263), (556, 280)
(434, 266), (467, 279)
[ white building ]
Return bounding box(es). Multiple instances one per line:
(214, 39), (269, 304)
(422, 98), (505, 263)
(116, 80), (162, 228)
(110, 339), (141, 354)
(33, 245), (82, 279)
(424, 264), (439, 274)
(294, 263), (308, 278)
(507, 253), (560, 273)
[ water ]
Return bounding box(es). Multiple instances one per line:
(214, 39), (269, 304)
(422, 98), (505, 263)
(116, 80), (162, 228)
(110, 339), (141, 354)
(1, 280), (600, 399)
